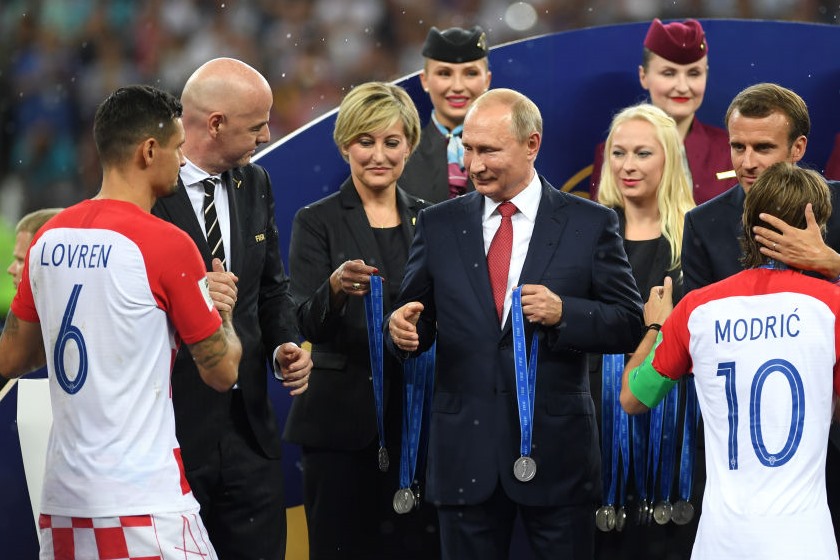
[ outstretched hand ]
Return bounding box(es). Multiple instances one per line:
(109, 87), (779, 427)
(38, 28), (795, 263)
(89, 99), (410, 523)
(388, 302), (424, 352)
(207, 258), (239, 315)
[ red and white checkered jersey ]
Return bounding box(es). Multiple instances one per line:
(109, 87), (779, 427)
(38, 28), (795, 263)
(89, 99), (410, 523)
(653, 268), (840, 559)
(12, 199), (222, 518)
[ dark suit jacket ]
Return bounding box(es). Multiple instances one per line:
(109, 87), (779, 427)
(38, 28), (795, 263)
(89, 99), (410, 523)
(152, 164), (299, 465)
(590, 117), (732, 205)
(399, 120), (475, 203)
(682, 180), (840, 293)
(283, 179), (430, 449)
(386, 177), (644, 507)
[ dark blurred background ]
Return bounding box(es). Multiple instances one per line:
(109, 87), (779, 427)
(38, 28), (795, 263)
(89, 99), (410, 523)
(0, 0), (837, 226)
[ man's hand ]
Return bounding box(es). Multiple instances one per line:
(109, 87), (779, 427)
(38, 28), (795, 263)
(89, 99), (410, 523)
(753, 203), (840, 279)
(520, 284), (562, 326)
(388, 302), (424, 352)
(644, 276), (673, 326)
(207, 258), (239, 314)
(276, 342), (312, 396)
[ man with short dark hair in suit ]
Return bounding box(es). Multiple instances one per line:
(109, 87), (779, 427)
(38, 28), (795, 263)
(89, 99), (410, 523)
(681, 81), (840, 548)
(387, 88), (644, 559)
(152, 57), (313, 560)
(682, 82), (840, 292)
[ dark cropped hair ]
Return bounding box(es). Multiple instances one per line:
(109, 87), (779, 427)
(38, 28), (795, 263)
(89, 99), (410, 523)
(93, 85), (183, 166)
(740, 162), (830, 268)
(725, 83), (810, 147)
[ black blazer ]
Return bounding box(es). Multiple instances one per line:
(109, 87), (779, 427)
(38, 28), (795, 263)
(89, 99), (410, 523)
(683, 180), (840, 293)
(283, 178), (430, 449)
(386, 177), (644, 507)
(399, 120), (475, 203)
(152, 164), (299, 465)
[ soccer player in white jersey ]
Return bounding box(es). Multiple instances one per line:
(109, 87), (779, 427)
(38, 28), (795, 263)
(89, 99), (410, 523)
(0, 85), (243, 560)
(620, 162), (840, 559)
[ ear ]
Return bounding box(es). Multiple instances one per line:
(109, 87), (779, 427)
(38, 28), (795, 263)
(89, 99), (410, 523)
(790, 135), (807, 163)
(419, 71), (429, 92)
(638, 65), (648, 91)
(208, 112), (225, 137)
(140, 138), (157, 167)
(526, 132), (541, 160)
(484, 71), (492, 91)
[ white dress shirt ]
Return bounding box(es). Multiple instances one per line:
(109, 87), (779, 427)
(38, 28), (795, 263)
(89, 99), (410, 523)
(180, 158), (232, 267)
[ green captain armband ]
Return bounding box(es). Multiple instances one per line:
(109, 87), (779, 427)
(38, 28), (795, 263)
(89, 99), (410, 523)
(628, 332), (677, 408)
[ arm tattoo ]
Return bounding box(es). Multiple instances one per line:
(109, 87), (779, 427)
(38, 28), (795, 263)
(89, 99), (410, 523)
(189, 317), (233, 370)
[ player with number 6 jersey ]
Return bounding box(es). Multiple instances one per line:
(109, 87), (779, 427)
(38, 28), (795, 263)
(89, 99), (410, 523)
(0, 85), (243, 560)
(620, 163), (840, 560)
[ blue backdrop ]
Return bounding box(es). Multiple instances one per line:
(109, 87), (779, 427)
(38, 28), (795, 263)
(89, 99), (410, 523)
(3, 19), (840, 558)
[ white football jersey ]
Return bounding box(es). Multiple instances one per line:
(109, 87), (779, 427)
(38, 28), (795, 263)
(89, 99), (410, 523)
(12, 199), (221, 517)
(653, 268), (840, 560)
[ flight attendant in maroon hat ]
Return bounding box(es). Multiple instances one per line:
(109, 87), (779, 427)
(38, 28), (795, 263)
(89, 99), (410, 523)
(590, 19), (732, 205)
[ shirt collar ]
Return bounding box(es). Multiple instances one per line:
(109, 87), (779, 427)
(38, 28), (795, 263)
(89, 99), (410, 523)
(180, 157), (221, 188)
(483, 171), (541, 222)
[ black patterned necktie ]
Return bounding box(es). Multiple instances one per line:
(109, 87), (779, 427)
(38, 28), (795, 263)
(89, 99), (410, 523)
(201, 178), (226, 269)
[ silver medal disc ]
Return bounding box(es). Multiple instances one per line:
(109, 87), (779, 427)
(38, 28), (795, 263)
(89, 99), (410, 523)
(378, 447), (389, 472)
(513, 456), (537, 482)
(595, 506), (616, 532)
(653, 501), (673, 525)
(393, 488), (415, 514)
(671, 500), (695, 525)
(615, 506), (627, 532)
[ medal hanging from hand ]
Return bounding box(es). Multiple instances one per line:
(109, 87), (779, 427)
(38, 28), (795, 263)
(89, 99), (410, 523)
(511, 287), (539, 483)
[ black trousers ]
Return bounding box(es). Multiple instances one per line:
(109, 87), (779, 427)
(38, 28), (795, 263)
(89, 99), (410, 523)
(437, 483), (595, 560)
(186, 390), (286, 560)
(302, 442), (441, 560)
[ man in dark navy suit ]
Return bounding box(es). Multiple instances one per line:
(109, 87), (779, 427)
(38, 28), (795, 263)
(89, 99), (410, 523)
(682, 82), (840, 292)
(387, 88), (644, 560)
(681, 82), (840, 549)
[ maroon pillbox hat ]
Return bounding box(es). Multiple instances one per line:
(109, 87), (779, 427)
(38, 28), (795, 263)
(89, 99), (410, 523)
(643, 18), (708, 64)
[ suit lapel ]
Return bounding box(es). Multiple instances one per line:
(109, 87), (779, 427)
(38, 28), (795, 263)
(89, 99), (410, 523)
(503, 181), (568, 334)
(159, 180), (214, 268)
(453, 193), (499, 328)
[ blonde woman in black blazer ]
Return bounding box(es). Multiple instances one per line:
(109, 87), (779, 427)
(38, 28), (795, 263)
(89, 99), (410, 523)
(284, 82), (440, 559)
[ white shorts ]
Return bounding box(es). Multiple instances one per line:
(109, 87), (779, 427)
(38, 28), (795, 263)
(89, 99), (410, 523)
(38, 509), (218, 560)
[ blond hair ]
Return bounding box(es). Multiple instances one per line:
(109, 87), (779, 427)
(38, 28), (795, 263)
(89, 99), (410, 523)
(597, 103), (695, 271)
(333, 82), (421, 160)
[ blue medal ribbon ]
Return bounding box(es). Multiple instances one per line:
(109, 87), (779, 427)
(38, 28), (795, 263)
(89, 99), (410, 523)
(512, 287), (539, 459)
(603, 354), (624, 507)
(364, 275), (387, 460)
(678, 377), (699, 502)
(399, 343), (436, 492)
(659, 383), (680, 503)
(618, 378), (631, 508)
(647, 389), (665, 502)
(600, 355), (615, 501)
(632, 411), (650, 506)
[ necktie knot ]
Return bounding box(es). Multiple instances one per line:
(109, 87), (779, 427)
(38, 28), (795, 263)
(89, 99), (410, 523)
(497, 201), (517, 219)
(202, 178), (216, 196)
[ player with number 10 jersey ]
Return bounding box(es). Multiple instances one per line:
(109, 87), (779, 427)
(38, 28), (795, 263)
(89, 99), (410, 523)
(639, 267), (840, 559)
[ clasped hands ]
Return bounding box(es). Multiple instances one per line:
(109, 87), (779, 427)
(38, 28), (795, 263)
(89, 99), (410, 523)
(206, 257), (312, 394)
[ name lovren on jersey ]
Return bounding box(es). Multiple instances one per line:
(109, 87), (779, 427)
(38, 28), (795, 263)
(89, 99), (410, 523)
(38, 242), (112, 269)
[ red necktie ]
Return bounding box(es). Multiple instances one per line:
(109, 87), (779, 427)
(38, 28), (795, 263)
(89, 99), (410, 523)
(487, 201), (517, 322)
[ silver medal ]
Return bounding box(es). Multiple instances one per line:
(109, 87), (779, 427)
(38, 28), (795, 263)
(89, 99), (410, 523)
(595, 506), (616, 532)
(671, 500), (695, 525)
(614, 506), (627, 532)
(393, 488), (415, 514)
(513, 456), (537, 482)
(378, 446), (389, 472)
(653, 501), (673, 525)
